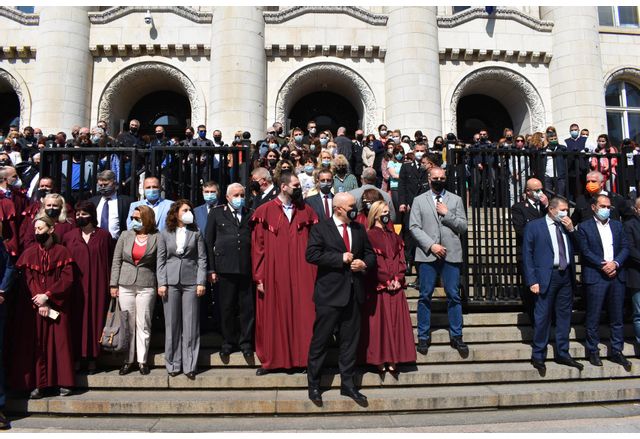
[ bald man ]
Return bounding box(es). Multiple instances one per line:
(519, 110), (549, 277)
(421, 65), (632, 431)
(306, 192), (376, 405)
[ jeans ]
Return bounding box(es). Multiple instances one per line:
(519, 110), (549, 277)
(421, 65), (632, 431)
(633, 290), (640, 345)
(417, 260), (463, 340)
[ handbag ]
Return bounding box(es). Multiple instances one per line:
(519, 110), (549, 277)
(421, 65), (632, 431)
(99, 297), (130, 353)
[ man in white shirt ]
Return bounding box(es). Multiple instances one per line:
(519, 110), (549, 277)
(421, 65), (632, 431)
(89, 170), (133, 240)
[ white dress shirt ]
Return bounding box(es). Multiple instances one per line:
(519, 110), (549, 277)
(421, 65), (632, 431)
(176, 226), (187, 255)
(333, 215), (352, 249)
(228, 205), (242, 223)
(262, 184), (274, 199)
(545, 215), (570, 267)
(97, 194), (120, 239)
(595, 217), (614, 262)
(282, 202), (294, 222)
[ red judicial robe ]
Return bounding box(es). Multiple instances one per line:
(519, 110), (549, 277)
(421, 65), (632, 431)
(20, 201), (75, 252)
(355, 212), (394, 231)
(63, 227), (113, 359)
(11, 243), (75, 391)
(0, 189), (27, 256)
(251, 197), (318, 370)
(22, 219), (75, 251)
(359, 226), (416, 366)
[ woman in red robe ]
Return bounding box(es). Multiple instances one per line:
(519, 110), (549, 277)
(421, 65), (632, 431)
(21, 193), (75, 250)
(355, 189), (394, 232)
(251, 174), (318, 374)
(63, 200), (113, 374)
(12, 215), (75, 399)
(359, 200), (416, 373)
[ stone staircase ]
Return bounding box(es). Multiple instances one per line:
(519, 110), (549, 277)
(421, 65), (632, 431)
(7, 283), (640, 416)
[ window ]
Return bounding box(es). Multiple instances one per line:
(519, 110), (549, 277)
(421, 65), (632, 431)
(598, 6), (639, 27)
(605, 81), (640, 146)
(16, 6), (34, 13)
(453, 6), (470, 14)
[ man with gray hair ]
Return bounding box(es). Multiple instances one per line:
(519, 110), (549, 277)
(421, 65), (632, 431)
(570, 170), (632, 225)
(250, 167), (277, 210)
(89, 169), (133, 240)
(335, 126), (353, 161)
(349, 167), (396, 222)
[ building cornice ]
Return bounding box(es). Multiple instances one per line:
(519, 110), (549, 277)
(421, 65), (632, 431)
(88, 6), (212, 25)
(0, 6), (39, 26)
(89, 43), (209, 58)
(266, 44), (385, 60)
(264, 6), (388, 26)
(0, 46), (36, 59)
(439, 47), (552, 64)
(438, 7), (554, 32)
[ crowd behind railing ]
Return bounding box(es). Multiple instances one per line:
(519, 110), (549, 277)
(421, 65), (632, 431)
(0, 118), (638, 420)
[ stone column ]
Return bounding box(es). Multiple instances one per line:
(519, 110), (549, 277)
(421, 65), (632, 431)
(30, 6), (93, 134)
(540, 6), (607, 133)
(384, 6), (442, 138)
(209, 6), (266, 140)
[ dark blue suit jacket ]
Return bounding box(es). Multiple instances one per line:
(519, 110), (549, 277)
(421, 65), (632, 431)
(522, 216), (576, 293)
(0, 240), (16, 293)
(305, 193), (332, 221)
(576, 217), (629, 284)
(194, 203), (214, 239)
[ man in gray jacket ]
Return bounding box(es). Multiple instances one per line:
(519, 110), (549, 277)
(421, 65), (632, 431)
(409, 167), (468, 357)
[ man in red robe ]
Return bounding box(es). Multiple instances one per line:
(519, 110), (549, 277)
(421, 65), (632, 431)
(0, 166), (28, 256)
(251, 173), (318, 374)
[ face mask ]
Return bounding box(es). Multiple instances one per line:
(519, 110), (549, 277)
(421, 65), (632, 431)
(581, 134), (588, 138)
(320, 182), (333, 194)
(555, 210), (568, 222)
(304, 165), (314, 174)
(392, 136), (401, 144)
(505, 136), (513, 142)
(213, 136), (222, 143)
(129, 127), (138, 135)
(268, 159), (277, 168)
(431, 180), (445, 193)
(291, 187), (303, 202)
(380, 213), (391, 224)
(549, 140), (558, 146)
(37, 188), (51, 199)
(309, 128), (316, 135)
(156, 133), (164, 140)
(0, 160), (10, 167)
(76, 217), (90, 227)
(230, 197), (245, 210)
(356, 134), (364, 141)
(234, 136), (241, 143)
(336, 166), (347, 175)
(346, 208), (358, 221)
(595, 208), (610, 221)
(309, 144), (316, 152)
(294, 135), (303, 143)
(35, 232), (50, 245)
(198, 131), (206, 139)
(319, 138), (329, 146)
(45, 207), (61, 219)
(181, 210), (194, 225)
(277, 128), (283, 135)
(91, 135), (101, 144)
(250, 180), (261, 193)
(11, 178), (22, 189)
(185, 132), (193, 139)
(570, 130), (579, 139)
(131, 219), (143, 231)
(363, 201), (372, 212)
(203, 193), (218, 206)
(531, 189), (543, 201)
(321, 159), (331, 167)
(98, 185), (114, 196)
(480, 135), (488, 141)
(145, 188), (160, 202)
(414, 152), (424, 161)
(269, 143), (278, 150)
(380, 130), (387, 137)
(395, 153), (404, 161)
(586, 182), (600, 194)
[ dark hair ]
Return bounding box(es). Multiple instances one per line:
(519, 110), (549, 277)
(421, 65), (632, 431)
(134, 205), (157, 234)
(74, 200), (98, 227)
(362, 188), (383, 204)
(166, 199), (196, 232)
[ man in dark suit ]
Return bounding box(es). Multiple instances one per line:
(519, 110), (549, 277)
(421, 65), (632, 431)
(205, 183), (254, 358)
(534, 130), (568, 198)
(623, 196), (640, 355)
(576, 194), (631, 369)
(305, 169), (334, 221)
(522, 196), (582, 374)
(194, 181), (220, 238)
(511, 177), (549, 321)
(334, 127), (353, 161)
(90, 170), (133, 241)
(571, 170), (633, 225)
(305, 192), (376, 405)
(250, 167), (278, 210)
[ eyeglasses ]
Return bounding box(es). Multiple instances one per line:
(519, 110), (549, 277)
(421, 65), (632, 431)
(319, 179), (333, 183)
(516, 140), (525, 143)
(130, 216), (141, 221)
(431, 178), (446, 182)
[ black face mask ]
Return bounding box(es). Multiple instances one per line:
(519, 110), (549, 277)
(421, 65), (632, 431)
(35, 232), (50, 245)
(45, 208), (62, 219)
(506, 136), (513, 141)
(356, 134), (364, 141)
(76, 217), (90, 227)
(480, 136), (488, 141)
(320, 184), (333, 195)
(291, 187), (303, 202)
(346, 208), (358, 221)
(336, 167), (347, 175)
(37, 188), (51, 199)
(380, 213), (391, 224)
(281, 151), (290, 160)
(250, 180), (261, 193)
(268, 159), (278, 168)
(363, 201), (372, 212)
(277, 128), (283, 135)
(156, 133), (164, 140)
(430, 180), (446, 193)
(213, 136), (222, 143)
(129, 127), (138, 135)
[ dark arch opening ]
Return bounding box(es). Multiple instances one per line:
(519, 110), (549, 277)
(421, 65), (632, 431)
(128, 90), (191, 139)
(288, 91), (359, 137)
(0, 89), (20, 134)
(457, 94), (514, 143)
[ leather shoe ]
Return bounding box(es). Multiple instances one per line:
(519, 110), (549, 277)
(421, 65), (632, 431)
(308, 386), (322, 404)
(416, 338), (430, 356)
(531, 359), (546, 374)
(139, 363), (150, 375)
(589, 352), (603, 367)
(119, 362), (135, 375)
(220, 346), (232, 357)
(242, 349), (254, 360)
(407, 281), (419, 289)
(0, 410), (9, 430)
(609, 351), (632, 370)
(168, 371), (181, 377)
(450, 336), (469, 356)
(255, 368), (268, 376)
(340, 386), (367, 405)
(556, 356), (584, 371)
(29, 388), (43, 400)
(185, 372), (197, 380)
(59, 387), (72, 397)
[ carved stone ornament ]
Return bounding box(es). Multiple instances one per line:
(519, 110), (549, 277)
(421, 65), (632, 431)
(275, 62), (378, 134)
(98, 61), (205, 128)
(438, 7), (554, 32)
(264, 6), (387, 26)
(0, 68), (31, 127)
(450, 67), (545, 133)
(89, 6), (212, 25)
(604, 67), (640, 89)
(0, 6), (39, 25)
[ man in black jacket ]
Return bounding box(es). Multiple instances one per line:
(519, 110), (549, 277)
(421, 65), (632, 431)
(623, 196), (640, 355)
(250, 167), (278, 210)
(205, 183), (254, 358)
(89, 170), (133, 241)
(305, 192), (376, 405)
(570, 170), (633, 225)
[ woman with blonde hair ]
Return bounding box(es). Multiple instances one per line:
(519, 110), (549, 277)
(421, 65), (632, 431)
(23, 193), (75, 249)
(332, 154), (357, 193)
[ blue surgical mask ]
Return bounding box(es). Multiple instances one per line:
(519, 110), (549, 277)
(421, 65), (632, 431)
(131, 219), (143, 231)
(596, 208), (610, 221)
(294, 135), (303, 143)
(319, 138), (329, 146)
(198, 130), (206, 139)
(309, 144), (316, 152)
(304, 165), (314, 174)
(269, 143), (278, 150)
(321, 159), (331, 167)
(414, 152), (424, 160)
(145, 188), (160, 202)
(570, 130), (579, 139)
(395, 153), (403, 161)
(230, 197), (245, 210)
(203, 192), (218, 206)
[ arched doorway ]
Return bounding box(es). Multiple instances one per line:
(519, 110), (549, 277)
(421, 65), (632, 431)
(128, 91), (191, 139)
(457, 95), (514, 143)
(289, 91), (359, 136)
(0, 86), (19, 134)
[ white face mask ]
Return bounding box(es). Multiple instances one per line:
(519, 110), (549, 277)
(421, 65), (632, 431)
(181, 210), (194, 225)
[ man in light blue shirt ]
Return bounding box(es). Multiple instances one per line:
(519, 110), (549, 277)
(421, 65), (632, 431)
(127, 176), (174, 231)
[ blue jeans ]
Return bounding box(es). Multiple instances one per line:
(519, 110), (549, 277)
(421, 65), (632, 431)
(633, 290), (640, 345)
(417, 260), (463, 340)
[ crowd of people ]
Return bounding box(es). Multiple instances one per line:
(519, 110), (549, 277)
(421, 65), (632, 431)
(0, 117), (638, 424)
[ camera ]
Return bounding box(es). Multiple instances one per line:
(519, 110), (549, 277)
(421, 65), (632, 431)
(144, 10), (152, 26)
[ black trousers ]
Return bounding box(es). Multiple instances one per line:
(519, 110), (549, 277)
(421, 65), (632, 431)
(307, 288), (360, 389)
(218, 273), (254, 351)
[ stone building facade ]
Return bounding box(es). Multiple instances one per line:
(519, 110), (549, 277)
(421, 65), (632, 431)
(0, 5), (638, 145)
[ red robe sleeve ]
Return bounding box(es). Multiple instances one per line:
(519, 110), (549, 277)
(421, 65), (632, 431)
(251, 205), (268, 284)
(16, 244), (74, 306)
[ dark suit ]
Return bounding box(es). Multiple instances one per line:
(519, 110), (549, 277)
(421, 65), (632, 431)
(570, 192), (632, 225)
(335, 135), (353, 161)
(90, 193), (133, 239)
(251, 186), (278, 210)
(532, 146), (568, 198)
(522, 216), (576, 361)
(623, 216), (640, 345)
(305, 218), (375, 389)
(511, 199), (548, 320)
(194, 203), (214, 239)
(305, 193), (333, 221)
(398, 161), (428, 268)
(576, 217), (629, 354)
(205, 204), (254, 351)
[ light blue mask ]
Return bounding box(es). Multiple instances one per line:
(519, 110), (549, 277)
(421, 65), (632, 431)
(145, 189), (160, 202)
(304, 165), (314, 174)
(230, 197), (245, 210)
(570, 130), (579, 139)
(321, 159), (331, 167)
(131, 219), (143, 231)
(596, 208), (610, 221)
(320, 138), (329, 146)
(203, 193), (218, 206)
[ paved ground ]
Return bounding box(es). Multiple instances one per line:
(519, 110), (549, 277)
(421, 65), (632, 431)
(5, 402), (640, 432)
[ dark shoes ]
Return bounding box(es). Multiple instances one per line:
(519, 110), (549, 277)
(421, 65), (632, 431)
(185, 372), (197, 380)
(406, 281), (419, 289)
(168, 371), (181, 377)
(416, 338), (430, 356)
(556, 356), (584, 371)
(451, 336), (469, 357)
(610, 351), (632, 370)
(340, 386), (367, 405)
(119, 362), (135, 375)
(308, 385), (322, 405)
(531, 359), (546, 375)
(59, 387), (72, 397)
(0, 410), (9, 429)
(255, 368), (268, 376)
(242, 349), (254, 360)
(29, 388), (43, 400)
(139, 363), (150, 375)
(589, 352), (603, 367)
(220, 346), (232, 357)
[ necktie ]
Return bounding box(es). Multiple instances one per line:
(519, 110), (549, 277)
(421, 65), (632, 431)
(555, 223), (568, 270)
(234, 211), (240, 225)
(324, 195), (330, 218)
(342, 223), (350, 252)
(101, 198), (110, 230)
